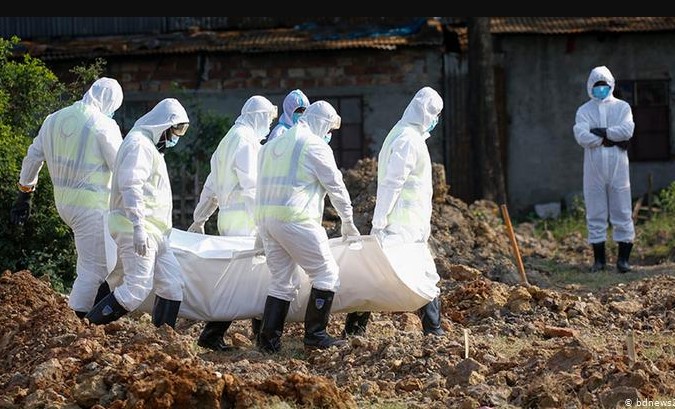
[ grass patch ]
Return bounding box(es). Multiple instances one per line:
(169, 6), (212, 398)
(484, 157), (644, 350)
(547, 268), (649, 291)
(363, 403), (410, 409)
(488, 334), (535, 360)
(640, 332), (675, 362)
(637, 213), (675, 261)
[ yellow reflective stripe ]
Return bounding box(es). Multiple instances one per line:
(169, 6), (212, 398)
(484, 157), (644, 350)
(53, 186), (108, 209)
(108, 212), (168, 238)
(256, 205), (319, 223)
(218, 209), (256, 232)
(256, 129), (316, 222)
(49, 106), (110, 201)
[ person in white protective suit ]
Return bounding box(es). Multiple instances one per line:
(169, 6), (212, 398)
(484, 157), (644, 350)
(573, 66), (636, 273)
(255, 100), (361, 353)
(265, 89), (309, 143)
(343, 86), (445, 338)
(187, 95), (278, 351)
(85, 98), (190, 328)
(10, 77), (124, 318)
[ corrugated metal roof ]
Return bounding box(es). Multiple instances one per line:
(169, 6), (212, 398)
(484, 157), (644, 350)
(17, 18), (443, 61)
(440, 17), (675, 52)
(489, 17), (675, 34)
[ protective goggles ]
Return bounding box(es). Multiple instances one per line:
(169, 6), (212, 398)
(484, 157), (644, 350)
(171, 122), (190, 136)
(330, 115), (341, 130)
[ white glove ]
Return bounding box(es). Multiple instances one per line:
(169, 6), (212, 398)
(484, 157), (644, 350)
(187, 221), (205, 234)
(254, 234), (264, 250)
(370, 227), (386, 244)
(341, 219), (360, 241)
(133, 225), (149, 257)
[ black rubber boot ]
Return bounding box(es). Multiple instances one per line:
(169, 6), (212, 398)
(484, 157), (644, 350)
(94, 281), (111, 305)
(257, 296), (290, 354)
(342, 311), (371, 337)
(617, 241), (634, 273)
(151, 295), (181, 328)
(197, 321), (232, 351)
(303, 288), (348, 350)
(419, 297), (445, 336)
(85, 292), (128, 325)
(251, 318), (262, 339)
(75, 281), (112, 319)
(591, 242), (606, 272)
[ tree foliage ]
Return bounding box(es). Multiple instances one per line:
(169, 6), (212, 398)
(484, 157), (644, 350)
(0, 37), (103, 292)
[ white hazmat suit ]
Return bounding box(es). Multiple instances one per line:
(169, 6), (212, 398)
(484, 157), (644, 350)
(106, 98), (190, 314)
(255, 100), (360, 353)
(266, 89), (309, 143)
(188, 95), (277, 236)
(352, 86), (445, 337)
(187, 95), (277, 351)
(16, 77), (123, 315)
(371, 86), (443, 245)
(573, 66), (635, 245)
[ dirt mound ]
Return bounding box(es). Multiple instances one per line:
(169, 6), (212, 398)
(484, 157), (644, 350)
(338, 158), (520, 283)
(0, 271), (354, 409)
(3, 269), (675, 408)
(3, 159), (675, 408)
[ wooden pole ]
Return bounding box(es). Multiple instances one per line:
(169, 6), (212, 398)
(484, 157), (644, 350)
(626, 330), (636, 363)
(648, 172), (654, 219)
(463, 328), (470, 359)
(500, 204), (529, 286)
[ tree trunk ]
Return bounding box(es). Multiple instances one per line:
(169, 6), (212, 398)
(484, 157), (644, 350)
(467, 17), (507, 204)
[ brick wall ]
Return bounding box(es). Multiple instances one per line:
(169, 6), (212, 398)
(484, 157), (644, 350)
(84, 49), (436, 93)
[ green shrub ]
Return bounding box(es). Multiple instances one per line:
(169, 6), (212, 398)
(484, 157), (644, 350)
(164, 92), (233, 234)
(534, 196), (587, 241)
(0, 36), (102, 291)
(657, 181), (675, 214)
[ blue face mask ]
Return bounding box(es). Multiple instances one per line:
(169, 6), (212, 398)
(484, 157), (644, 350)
(426, 117), (439, 133)
(292, 112), (303, 124)
(165, 134), (180, 148)
(106, 111), (115, 119)
(592, 85), (611, 100)
(323, 133), (332, 144)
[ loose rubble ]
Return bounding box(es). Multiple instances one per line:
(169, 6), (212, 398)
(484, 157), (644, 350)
(2, 159), (674, 408)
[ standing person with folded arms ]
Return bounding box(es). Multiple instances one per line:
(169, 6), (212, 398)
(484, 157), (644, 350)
(573, 65), (635, 273)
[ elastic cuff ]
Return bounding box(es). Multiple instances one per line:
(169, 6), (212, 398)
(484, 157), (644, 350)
(18, 183), (35, 193)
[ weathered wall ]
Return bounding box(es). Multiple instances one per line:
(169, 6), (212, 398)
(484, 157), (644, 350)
(60, 48), (447, 168)
(501, 32), (675, 212)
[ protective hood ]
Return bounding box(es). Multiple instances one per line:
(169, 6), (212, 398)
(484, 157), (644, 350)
(299, 100), (341, 138)
(131, 98), (189, 144)
(400, 87), (443, 133)
(235, 95), (278, 140)
(279, 89), (309, 127)
(82, 77), (123, 117)
(586, 66), (615, 101)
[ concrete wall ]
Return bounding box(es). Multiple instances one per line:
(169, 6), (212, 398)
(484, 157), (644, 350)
(501, 32), (675, 213)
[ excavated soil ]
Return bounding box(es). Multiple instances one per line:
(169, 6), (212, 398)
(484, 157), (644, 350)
(2, 158), (674, 409)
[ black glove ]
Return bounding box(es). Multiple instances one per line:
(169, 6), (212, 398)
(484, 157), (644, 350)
(615, 140), (630, 150)
(10, 191), (33, 226)
(590, 128), (607, 138)
(602, 137), (615, 147)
